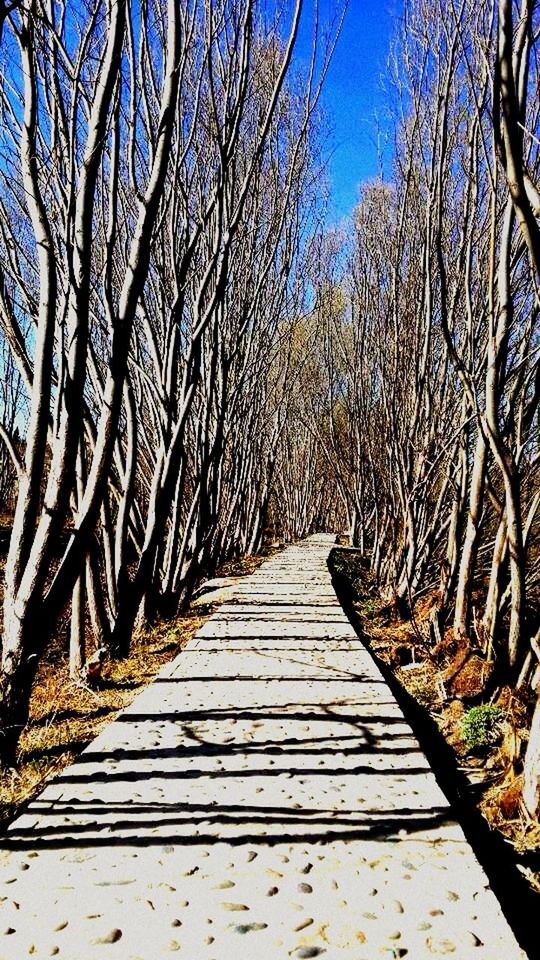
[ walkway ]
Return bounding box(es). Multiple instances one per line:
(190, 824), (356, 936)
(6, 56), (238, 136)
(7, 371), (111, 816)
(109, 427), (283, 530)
(0, 535), (526, 958)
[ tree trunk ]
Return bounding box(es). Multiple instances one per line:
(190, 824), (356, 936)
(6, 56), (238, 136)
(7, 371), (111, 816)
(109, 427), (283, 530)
(523, 682), (540, 818)
(482, 513), (507, 656)
(69, 572), (86, 680)
(453, 431), (486, 639)
(0, 608), (41, 766)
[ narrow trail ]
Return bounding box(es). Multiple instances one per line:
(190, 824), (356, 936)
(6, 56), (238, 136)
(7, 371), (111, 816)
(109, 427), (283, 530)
(0, 535), (526, 958)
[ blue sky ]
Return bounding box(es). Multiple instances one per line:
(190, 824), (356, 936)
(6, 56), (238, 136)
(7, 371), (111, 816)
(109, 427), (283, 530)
(294, 0), (403, 221)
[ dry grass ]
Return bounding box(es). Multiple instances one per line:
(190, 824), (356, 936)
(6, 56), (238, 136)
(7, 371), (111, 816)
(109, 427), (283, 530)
(0, 540), (281, 833)
(0, 611), (204, 831)
(214, 545), (281, 579)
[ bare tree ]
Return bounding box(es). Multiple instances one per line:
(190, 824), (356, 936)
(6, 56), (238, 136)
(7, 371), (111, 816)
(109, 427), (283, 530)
(0, 0), (340, 765)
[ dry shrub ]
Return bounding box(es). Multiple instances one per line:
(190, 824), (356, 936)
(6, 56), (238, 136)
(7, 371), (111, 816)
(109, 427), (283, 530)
(396, 662), (439, 708)
(445, 655), (494, 700)
(498, 775), (524, 820)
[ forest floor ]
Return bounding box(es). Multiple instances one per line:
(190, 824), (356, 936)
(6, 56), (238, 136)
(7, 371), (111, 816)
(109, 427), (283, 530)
(329, 548), (540, 904)
(0, 544), (279, 834)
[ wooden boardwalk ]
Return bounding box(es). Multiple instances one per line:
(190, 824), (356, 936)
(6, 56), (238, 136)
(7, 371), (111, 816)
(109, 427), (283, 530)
(0, 535), (526, 958)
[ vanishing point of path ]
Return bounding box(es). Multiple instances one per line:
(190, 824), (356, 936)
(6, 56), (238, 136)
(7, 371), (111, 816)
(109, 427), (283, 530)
(0, 535), (526, 958)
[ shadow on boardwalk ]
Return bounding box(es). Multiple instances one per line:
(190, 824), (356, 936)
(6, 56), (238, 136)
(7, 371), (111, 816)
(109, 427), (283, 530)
(3, 694), (454, 851)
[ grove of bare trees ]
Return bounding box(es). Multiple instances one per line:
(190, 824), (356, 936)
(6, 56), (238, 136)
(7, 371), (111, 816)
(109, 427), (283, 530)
(0, 0), (341, 765)
(313, 0), (540, 818)
(0, 0), (538, 828)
